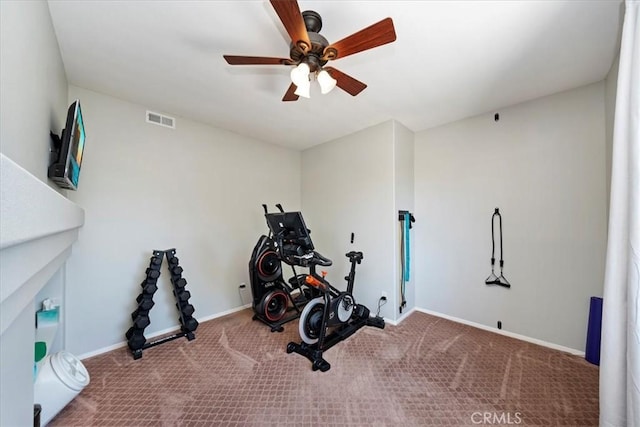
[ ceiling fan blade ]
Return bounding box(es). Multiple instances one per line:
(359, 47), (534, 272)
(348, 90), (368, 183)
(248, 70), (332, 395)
(223, 55), (292, 65)
(269, 0), (311, 53)
(282, 83), (299, 102)
(323, 18), (396, 60)
(324, 67), (367, 96)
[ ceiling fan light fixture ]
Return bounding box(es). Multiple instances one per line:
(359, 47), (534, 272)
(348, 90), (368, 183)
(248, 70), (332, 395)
(317, 69), (337, 94)
(290, 62), (310, 87)
(294, 80), (311, 98)
(224, 3), (397, 102)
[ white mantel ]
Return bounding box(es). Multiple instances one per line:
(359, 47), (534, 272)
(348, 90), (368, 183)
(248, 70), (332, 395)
(0, 153), (84, 426)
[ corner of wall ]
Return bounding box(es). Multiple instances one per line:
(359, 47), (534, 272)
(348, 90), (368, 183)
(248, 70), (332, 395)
(392, 120), (416, 320)
(412, 83), (607, 350)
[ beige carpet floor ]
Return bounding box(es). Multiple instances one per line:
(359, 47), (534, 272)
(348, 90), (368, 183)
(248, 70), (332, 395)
(50, 309), (598, 426)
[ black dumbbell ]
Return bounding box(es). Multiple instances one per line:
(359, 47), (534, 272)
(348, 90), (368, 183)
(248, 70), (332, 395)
(174, 290), (191, 302)
(150, 255), (162, 266)
(167, 256), (179, 266)
(145, 269), (160, 279)
(170, 266), (184, 276)
(177, 303), (195, 317)
(131, 307), (151, 319)
(141, 283), (158, 295)
(131, 314), (150, 329)
(125, 326), (136, 340)
(136, 294), (155, 311)
(126, 326), (146, 343)
(172, 278), (187, 289)
(127, 328), (146, 350)
(181, 316), (198, 332)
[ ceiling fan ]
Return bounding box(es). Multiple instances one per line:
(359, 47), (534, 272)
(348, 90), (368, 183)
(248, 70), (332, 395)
(223, 0), (396, 101)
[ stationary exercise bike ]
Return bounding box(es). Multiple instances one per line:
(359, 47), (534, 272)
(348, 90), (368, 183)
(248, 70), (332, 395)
(249, 204), (319, 332)
(264, 219), (384, 372)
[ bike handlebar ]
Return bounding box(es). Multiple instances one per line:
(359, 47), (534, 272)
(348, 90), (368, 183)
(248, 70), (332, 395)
(288, 250), (332, 268)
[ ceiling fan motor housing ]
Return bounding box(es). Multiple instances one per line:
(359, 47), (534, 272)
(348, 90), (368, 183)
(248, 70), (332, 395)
(289, 11), (331, 70)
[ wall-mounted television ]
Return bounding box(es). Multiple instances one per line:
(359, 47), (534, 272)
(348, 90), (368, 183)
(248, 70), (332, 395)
(48, 99), (86, 190)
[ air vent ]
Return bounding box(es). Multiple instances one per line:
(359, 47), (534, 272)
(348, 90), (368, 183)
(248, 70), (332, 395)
(146, 111), (175, 129)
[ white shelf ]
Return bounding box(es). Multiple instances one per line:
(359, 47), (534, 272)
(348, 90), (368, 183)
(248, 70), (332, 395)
(0, 153), (84, 334)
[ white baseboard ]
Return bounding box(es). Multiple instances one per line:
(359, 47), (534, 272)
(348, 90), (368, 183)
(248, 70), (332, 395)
(197, 303), (252, 323)
(414, 307), (585, 356)
(77, 303), (252, 360)
(78, 303), (584, 360)
(384, 307), (416, 326)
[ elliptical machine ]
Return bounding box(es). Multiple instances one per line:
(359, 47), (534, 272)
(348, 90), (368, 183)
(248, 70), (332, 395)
(248, 204), (319, 332)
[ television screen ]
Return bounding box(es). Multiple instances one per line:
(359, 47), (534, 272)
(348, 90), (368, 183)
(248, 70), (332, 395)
(48, 100), (86, 190)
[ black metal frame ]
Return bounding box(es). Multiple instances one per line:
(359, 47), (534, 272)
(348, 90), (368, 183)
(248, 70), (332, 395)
(249, 205), (320, 332)
(126, 248), (197, 360)
(250, 243), (316, 332)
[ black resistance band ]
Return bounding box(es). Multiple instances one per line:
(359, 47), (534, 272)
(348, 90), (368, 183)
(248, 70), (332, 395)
(485, 208), (510, 288)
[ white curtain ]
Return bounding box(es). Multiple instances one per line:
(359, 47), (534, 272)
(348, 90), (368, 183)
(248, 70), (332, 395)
(600, 0), (640, 426)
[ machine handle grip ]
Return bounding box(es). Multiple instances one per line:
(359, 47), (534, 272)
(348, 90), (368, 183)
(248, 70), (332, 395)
(305, 275), (327, 290)
(313, 251), (333, 267)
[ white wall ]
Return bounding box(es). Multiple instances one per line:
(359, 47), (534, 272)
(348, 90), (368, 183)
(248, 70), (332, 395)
(0, 305), (35, 427)
(0, 155), (83, 427)
(64, 85), (301, 356)
(0, 1), (71, 426)
(393, 121), (415, 316)
(414, 82), (608, 351)
(0, 0), (68, 184)
(301, 121), (396, 320)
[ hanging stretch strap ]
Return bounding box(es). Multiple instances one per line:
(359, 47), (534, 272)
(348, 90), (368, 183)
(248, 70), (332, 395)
(403, 213), (411, 282)
(490, 208), (504, 266)
(398, 211), (415, 313)
(492, 208), (503, 266)
(486, 207), (510, 288)
(498, 211), (504, 268)
(491, 210), (496, 268)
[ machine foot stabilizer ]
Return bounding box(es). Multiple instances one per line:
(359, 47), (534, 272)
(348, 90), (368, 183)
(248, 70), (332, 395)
(287, 308), (385, 372)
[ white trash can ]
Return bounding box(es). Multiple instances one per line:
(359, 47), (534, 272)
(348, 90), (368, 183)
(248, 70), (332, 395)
(34, 351), (90, 426)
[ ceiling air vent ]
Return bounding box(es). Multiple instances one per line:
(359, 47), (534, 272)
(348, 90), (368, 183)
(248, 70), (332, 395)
(146, 111), (175, 129)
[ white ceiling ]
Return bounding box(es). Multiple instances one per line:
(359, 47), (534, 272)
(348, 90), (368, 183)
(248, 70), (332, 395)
(48, 0), (622, 150)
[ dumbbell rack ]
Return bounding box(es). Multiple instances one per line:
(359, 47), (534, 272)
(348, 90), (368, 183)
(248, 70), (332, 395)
(125, 248), (199, 359)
